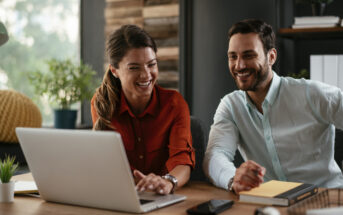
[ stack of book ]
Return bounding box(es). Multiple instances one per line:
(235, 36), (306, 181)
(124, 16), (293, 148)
(310, 55), (343, 90)
(292, 16), (341, 29)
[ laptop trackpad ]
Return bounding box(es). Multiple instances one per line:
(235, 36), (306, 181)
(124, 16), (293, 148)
(139, 199), (154, 205)
(138, 191), (185, 205)
(138, 192), (160, 205)
(138, 191), (169, 205)
(138, 192), (186, 212)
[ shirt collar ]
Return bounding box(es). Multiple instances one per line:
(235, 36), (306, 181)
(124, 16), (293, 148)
(119, 86), (159, 118)
(244, 71), (281, 108)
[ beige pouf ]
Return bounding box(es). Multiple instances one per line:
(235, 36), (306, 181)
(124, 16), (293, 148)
(0, 90), (42, 143)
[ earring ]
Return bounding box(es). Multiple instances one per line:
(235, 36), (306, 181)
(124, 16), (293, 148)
(112, 72), (118, 78)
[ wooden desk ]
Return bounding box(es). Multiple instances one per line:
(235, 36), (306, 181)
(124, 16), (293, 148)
(1, 174), (288, 215)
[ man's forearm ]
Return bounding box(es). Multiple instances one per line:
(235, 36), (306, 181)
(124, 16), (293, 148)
(203, 151), (236, 189)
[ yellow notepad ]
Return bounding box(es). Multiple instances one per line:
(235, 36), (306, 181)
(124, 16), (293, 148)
(240, 180), (302, 197)
(239, 180), (317, 206)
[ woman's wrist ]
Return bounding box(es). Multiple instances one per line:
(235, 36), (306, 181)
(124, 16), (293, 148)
(162, 174), (178, 193)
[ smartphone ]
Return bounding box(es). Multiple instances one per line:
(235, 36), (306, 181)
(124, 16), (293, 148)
(186, 199), (234, 215)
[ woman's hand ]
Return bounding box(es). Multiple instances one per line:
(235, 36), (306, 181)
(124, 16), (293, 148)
(133, 170), (173, 195)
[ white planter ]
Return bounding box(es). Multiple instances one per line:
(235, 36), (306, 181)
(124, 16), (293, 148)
(0, 181), (15, 203)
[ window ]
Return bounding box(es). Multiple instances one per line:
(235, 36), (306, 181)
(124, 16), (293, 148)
(0, 0), (80, 125)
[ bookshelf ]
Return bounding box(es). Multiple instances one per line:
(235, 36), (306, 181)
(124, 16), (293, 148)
(277, 26), (343, 76)
(278, 27), (343, 39)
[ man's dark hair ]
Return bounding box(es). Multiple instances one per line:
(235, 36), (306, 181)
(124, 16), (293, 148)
(228, 19), (275, 54)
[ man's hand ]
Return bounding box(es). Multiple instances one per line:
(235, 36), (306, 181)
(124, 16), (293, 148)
(232, 160), (266, 193)
(133, 170), (173, 195)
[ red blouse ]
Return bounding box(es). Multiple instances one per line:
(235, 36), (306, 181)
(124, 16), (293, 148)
(91, 85), (195, 175)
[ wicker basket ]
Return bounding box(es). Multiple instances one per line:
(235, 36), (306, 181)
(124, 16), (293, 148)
(288, 189), (343, 215)
(0, 90), (42, 143)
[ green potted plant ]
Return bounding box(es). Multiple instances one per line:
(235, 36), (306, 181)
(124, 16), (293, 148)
(288, 69), (310, 79)
(0, 156), (18, 203)
(296, 0), (334, 16)
(29, 58), (98, 129)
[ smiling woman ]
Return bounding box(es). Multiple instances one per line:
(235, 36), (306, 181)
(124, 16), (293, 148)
(91, 25), (195, 195)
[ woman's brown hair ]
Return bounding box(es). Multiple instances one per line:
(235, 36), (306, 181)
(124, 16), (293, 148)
(93, 25), (157, 130)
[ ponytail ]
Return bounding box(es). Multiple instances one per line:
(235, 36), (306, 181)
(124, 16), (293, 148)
(93, 67), (121, 130)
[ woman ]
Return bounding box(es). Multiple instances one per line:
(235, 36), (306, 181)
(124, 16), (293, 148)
(91, 25), (195, 195)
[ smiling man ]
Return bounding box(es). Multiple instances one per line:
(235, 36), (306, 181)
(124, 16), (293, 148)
(203, 19), (343, 194)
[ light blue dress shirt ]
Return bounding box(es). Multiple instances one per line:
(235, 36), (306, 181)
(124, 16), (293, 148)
(204, 72), (343, 189)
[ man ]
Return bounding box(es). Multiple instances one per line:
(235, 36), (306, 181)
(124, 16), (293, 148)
(203, 19), (343, 194)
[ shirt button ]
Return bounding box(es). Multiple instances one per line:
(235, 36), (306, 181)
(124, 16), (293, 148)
(139, 155), (144, 159)
(138, 137), (141, 142)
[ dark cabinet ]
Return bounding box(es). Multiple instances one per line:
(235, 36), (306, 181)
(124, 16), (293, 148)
(277, 1), (343, 77)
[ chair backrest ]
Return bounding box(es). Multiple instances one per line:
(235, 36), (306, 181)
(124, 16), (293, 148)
(335, 129), (343, 171)
(190, 116), (208, 181)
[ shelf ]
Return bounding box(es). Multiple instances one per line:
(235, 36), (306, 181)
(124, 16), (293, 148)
(278, 27), (343, 40)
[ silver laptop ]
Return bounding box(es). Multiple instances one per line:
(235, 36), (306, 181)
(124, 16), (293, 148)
(15, 127), (186, 213)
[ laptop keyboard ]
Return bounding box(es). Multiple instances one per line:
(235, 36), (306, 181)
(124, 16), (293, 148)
(140, 199), (154, 205)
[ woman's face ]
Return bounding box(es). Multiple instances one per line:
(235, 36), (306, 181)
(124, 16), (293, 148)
(111, 47), (158, 102)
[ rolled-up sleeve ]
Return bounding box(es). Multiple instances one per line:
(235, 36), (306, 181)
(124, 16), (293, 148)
(165, 95), (195, 172)
(204, 96), (239, 189)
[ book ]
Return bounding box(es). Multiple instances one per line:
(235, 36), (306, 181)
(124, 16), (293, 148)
(292, 23), (338, 29)
(323, 55), (338, 87)
(14, 181), (38, 194)
(294, 16), (340, 25)
(239, 180), (318, 206)
(338, 55), (343, 90)
(310, 54), (343, 90)
(310, 55), (324, 82)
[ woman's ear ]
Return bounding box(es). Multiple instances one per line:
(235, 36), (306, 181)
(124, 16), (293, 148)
(268, 48), (277, 66)
(109, 64), (119, 78)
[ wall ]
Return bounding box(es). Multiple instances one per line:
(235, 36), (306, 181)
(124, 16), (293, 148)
(80, 0), (106, 126)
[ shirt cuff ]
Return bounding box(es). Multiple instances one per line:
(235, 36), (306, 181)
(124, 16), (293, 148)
(218, 169), (235, 190)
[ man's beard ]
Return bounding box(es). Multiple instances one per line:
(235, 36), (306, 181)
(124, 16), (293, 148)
(233, 60), (269, 91)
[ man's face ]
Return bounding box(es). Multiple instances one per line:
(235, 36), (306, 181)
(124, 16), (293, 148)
(228, 33), (275, 91)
